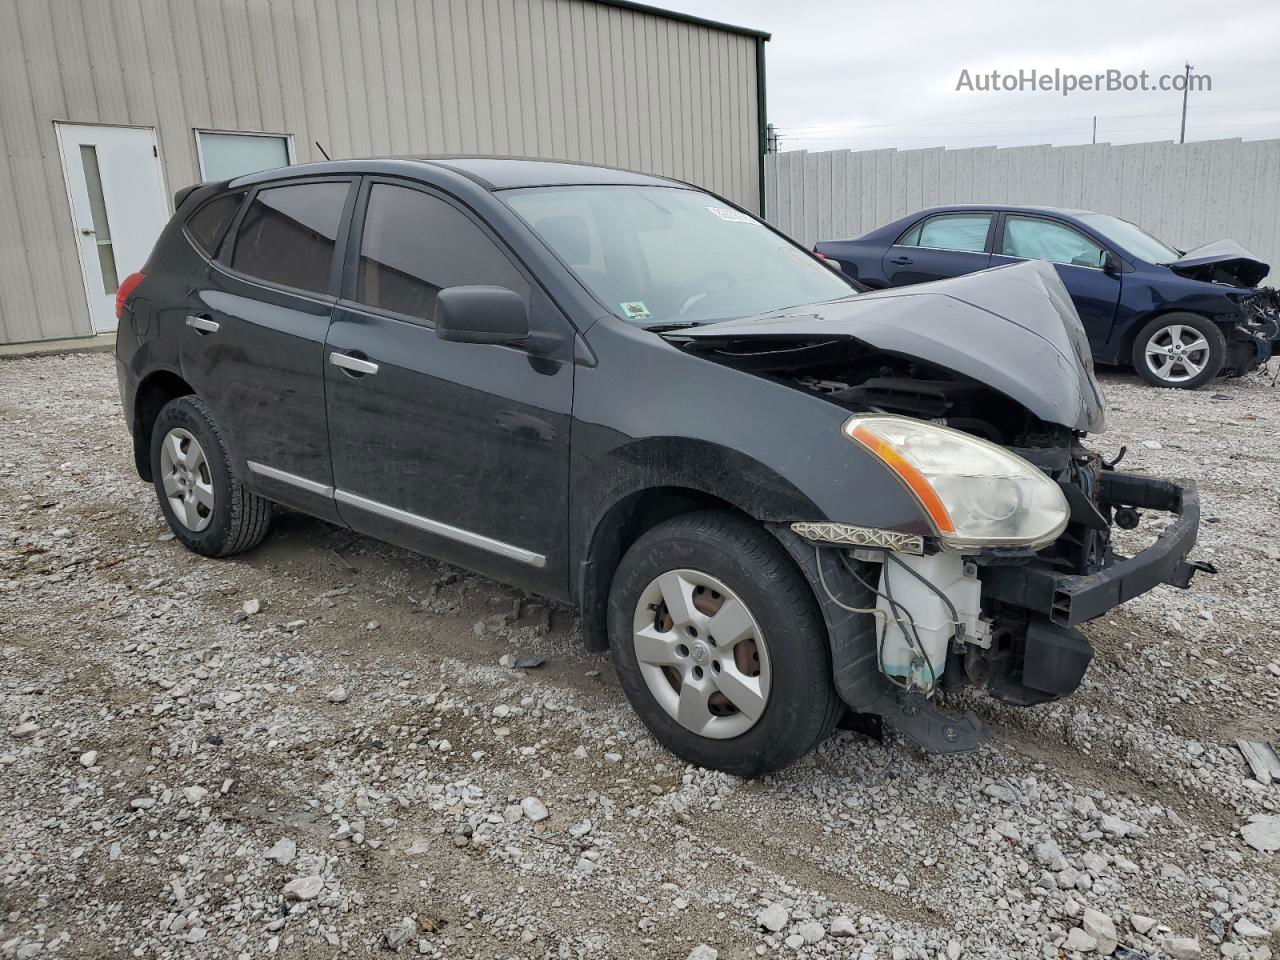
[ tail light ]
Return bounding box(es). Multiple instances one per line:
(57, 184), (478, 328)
(116, 272), (146, 320)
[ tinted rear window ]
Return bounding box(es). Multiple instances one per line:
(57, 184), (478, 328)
(231, 182), (349, 294)
(186, 192), (244, 257)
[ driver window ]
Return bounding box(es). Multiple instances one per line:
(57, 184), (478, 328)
(357, 184), (529, 324)
(1002, 216), (1106, 268)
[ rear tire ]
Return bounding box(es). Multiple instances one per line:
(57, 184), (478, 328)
(1132, 313), (1225, 389)
(607, 511), (839, 777)
(150, 396), (272, 557)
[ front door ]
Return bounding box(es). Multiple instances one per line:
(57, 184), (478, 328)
(324, 179), (575, 595)
(989, 214), (1123, 351)
(56, 123), (169, 334)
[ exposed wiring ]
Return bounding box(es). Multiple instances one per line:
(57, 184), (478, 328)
(880, 552), (939, 688)
(884, 551), (965, 643)
(812, 546), (911, 692)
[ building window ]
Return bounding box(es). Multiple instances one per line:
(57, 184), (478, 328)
(196, 131), (293, 182)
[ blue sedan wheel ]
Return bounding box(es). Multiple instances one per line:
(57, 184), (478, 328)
(1132, 313), (1226, 390)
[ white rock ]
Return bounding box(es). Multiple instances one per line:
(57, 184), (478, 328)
(130, 797), (155, 810)
(11, 722), (39, 739)
(264, 838), (297, 865)
(1098, 814), (1136, 837)
(326, 685), (349, 704)
(1130, 915), (1157, 935)
(1242, 815), (1280, 852)
(282, 875), (324, 901)
(686, 946), (717, 960)
(756, 904), (788, 932)
(384, 918), (416, 951)
(1233, 917), (1269, 939)
(1160, 938), (1201, 960)
(784, 934), (804, 950)
(79, 750), (97, 768)
(795, 921), (824, 944)
(520, 797), (549, 822)
(1141, 439), (1162, 450)
(1064, 928), (1097, 952)
(1082, 907), (1117, 954)
(242, 598), (261, 615)
(182, 785), (208, 804)
(828, 917), (857, 938)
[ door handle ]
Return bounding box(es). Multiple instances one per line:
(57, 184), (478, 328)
(329, 351), (379, 376)
(889, 256), (914, 266)
(80, 227), (96, 237)
(185, 315), (220, 334)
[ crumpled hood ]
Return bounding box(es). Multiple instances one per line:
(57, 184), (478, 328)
(666, 259), (1106, 433)
(1168, 239), (1270, 288)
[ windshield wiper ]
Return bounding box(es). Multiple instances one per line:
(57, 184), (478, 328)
(642, 320), (705, 332)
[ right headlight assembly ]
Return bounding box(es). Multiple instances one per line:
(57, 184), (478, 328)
(843, 414), (1070, 551)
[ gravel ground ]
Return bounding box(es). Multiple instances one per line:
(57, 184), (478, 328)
(2, 352), (1279, 960)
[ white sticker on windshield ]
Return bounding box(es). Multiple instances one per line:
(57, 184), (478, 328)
(620, 301), (652, 320)
(706, 205), (754, 223)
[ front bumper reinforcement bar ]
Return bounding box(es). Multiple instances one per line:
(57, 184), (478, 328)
(982, 473), (1203, 627)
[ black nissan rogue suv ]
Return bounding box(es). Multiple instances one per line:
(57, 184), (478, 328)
(115, 157), (1206, 776)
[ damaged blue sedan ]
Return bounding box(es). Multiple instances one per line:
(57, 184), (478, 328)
(816, 205), (1279, 388)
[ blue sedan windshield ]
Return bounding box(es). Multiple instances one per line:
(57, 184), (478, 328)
(504, 185), (854, 326)
(1076, 213), (1181, 264)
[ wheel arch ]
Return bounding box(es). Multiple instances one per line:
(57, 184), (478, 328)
(132, 369), (195, 481)
(577, 485), (758, 652)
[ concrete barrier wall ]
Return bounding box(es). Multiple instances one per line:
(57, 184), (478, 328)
(764, 139), (1280, 280)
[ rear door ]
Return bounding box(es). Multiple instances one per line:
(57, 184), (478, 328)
(323, 178), (575, 595)
(989, 214), (1122, 351)
(881, 212), (994, 286)
(179, 177), (355, 522)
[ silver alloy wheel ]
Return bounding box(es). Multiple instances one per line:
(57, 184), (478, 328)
(631, 568), (771, 740)
(159, 427), (215, 532)
(1144, 323), (1211, 384)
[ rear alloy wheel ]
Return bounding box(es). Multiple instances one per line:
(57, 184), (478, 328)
(607, 511), (840, 777)
(149, 396), (273, 557)
(1133, 313), (1225, 389)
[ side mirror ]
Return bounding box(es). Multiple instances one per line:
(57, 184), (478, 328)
(435, 285), (529, 346)
(1102, 251), (1119, 275)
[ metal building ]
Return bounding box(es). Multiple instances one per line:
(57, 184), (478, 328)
(0, 0), (768, 345)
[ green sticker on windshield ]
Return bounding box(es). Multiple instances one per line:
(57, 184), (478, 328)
(620, 301), (651, 320)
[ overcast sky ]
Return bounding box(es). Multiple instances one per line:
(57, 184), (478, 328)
(668, 0), (1280, 153)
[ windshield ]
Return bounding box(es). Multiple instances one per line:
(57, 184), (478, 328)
(1076, 213), (1181, 264)
(503, 185), (854, 327)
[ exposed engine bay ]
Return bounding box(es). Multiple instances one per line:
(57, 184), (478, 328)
(665, 263), (1207, 752)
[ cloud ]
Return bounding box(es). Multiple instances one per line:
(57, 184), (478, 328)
(669, 0), (1280, 150)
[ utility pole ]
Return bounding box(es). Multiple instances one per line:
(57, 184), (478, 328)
(1179, 63), (1193, 144)
(766, 122), (779, 154)
(1091, 116), (1096, 144)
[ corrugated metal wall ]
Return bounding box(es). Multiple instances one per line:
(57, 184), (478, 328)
(0, 0), (762, 345)
(766, 139), (1280, 278)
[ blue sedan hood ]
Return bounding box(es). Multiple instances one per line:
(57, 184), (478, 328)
(1169, 239), (1270, 288)
(669, 259), (1106, 433)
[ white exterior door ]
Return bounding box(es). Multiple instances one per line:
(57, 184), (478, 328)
(55, 123), (170, 334)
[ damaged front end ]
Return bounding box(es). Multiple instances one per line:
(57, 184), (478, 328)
(665, 261), (1209, 752)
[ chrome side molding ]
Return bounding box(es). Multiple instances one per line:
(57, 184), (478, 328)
(334, 489), (546, 568)
(245, 460), (544, 568)
(246, 461), (334, 497)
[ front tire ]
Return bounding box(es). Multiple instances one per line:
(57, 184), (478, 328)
(149, 396), (272, 557)
(1132, 313), (1225, 389)
(607, 511), (839, 777)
